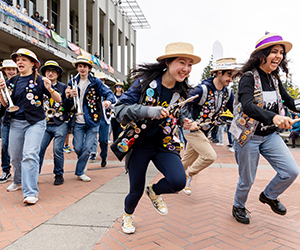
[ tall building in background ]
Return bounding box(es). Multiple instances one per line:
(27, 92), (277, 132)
(0, 0), (150, 85)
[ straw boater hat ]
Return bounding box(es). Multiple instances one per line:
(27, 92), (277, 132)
(11, 48), (40, 68)
(40, 60), (63, 76)
(72, 55), (94, 68)
(0, 59), (18, 70)
(114, 82), (124, 88)
(252, 32), (293, 55)
(156, 42), (201, 65)
(211, 58), (238, 73)
(94, 72), (107, 80)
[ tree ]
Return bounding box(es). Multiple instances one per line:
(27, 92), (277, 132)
(201, 55), (214, 81)
(282, 73), (300, 99)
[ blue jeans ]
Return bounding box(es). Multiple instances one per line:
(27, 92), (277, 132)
(91, 118), (109, 160)
(1, 120), (11, 173)
(124, 143), (186, 214)
(39, 122), (69, 175)
(217, 124), (226, 144)
(9, 119), (46, 198)
(73, 123), (99, 175)
(233, 132), (299, 208)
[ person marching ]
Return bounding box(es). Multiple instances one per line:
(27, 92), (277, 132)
(111, 82), (125, 141)
(231, 33), (299, 224)
(0, 48), (61, 205)
(89, 72), (115, 167)
(114, 42), (200, 234)
(181, 58), (235, 195)
(38, 60), (73, 185)
(68, 56), (115, 182)
(0, 59), (18, 183)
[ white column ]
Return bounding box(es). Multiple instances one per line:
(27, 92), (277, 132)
(36, 0), (47, 20)
(127, 27), (132, 74)
(133, 30), (136, 66)
(120, 29), (125, 74)
(78, 0), (87, 50)
(92, 0), (100, 54)
(103, 0), (110, 64)
(60, 0), (70, 41)
(112, 8), (118, 69)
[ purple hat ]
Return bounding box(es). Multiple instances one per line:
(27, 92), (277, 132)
(252, 32), (292, 55)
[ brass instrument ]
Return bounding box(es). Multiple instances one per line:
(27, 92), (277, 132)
(43, 102), (56, 118)
(0, 72), (19, 112)
(71, 75), (83, 116)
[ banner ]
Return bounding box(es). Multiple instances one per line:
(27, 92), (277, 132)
(50, 30), (67, 48)
(67, 41), (80, 55)
(0, 0), (48, 36)
(107, 65), (115, 74)
(91, 55), (100, 66)
(80, 48), (91, 60)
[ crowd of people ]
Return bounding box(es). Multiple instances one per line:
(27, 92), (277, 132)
(0, 31), (299, 235)
(3, 1), (56, 30)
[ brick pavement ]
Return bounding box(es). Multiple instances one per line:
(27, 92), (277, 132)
(1, 135), (300, 249)
(94, 143), (300, 250)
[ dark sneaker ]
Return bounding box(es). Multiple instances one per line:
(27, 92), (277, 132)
(101, 159), (107, 168)
(259, 192), (286, 215)
(0, 172), (11, 183)
(232, 205), (250, 224)
(54, 175), (64, 185)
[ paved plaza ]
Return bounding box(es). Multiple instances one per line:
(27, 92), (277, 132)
(1, 135), (300, 249)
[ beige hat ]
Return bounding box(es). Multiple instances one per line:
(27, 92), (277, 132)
(156, 42), (201, 65)
(11, 48), (40, 67)
(252, 32), (292, 55)
(0, 59), (18, 70)
(40, 60), (63, 76)
(114, 82), (124, 88)
(94, 72), (106, 79)
(72, 55), (94, 68)
(211, 58), (238, 73)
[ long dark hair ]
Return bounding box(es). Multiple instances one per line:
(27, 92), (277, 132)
(235, 44), (289, 79)
(130, 58), (192, 99)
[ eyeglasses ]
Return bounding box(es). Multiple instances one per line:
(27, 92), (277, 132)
(116, 86), (122, 88)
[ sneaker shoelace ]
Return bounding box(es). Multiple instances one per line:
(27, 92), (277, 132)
(123, 215), (134, 228)
(186, 175), (192, 188)
(239, 207), (251, 219)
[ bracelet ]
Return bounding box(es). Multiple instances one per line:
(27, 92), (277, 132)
(50, 89), (55, 94)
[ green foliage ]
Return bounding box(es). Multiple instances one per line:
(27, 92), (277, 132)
(282, 74), (300, 99)
(201, 55), (214, 81)
(230, 77), (239, 94)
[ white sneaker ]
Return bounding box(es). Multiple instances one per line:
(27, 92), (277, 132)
(183, 171), (192, 196)
(122, 213), (135, 234)
(145, 185), (168, 215)
(7, 183), (21, 192)
(77, 174), (91, 182)
(216, 142), (224, 146)
(23, 196), (38, 205)
(229, 147), (235, 152)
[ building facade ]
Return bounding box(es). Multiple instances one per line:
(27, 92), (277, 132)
(0, 0), (149, 85)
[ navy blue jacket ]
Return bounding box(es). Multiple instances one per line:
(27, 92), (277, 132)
(68, 73), (115, 128)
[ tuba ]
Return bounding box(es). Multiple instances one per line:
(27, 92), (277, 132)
(71, 75), (84, 116)
(0, 72), (19, 112)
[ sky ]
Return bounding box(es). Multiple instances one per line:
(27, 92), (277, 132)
(135, 0), (300, 86)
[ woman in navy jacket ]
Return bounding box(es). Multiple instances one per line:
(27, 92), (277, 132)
(115, 42), (200, 234)
(0, 48), (61, 205)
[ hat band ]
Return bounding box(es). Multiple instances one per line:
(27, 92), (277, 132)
(255, 35), (283, 49)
